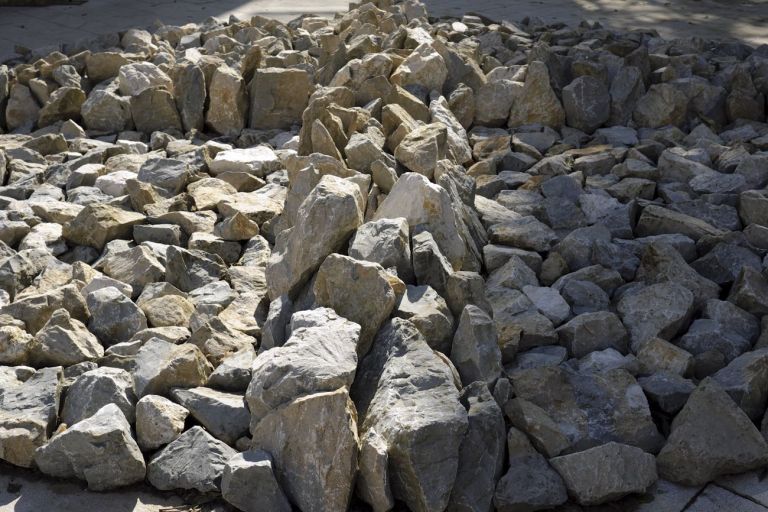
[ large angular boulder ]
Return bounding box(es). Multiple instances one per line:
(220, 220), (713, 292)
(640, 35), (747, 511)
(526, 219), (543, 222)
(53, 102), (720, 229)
(510, 366), (663, 453)
(450, 304), (502, 386)
(34, 404), (145, 491)
(508, 61), (565, 128)
(374, 172), (467, 270)
(246, 308), (360, 426)
(61, 367), (136, 425)
(550, 442), (657, 505)
(266, 174), (364, 299)
(313, 254), (396, 354)
(222, 450), (292, 512)
(87, 287), (147, 347)
(30, 308), (103, 367)
(562, 75), (610, 133)
(206, 65), (247, 136)
(0, 367), (62, 467)
(493, 426), (568, 511)
(63, 204), (144, 250)
(354, 318), (468, 512)
(391, 43), (447, 92)
(248, 67), (311, 129)
(135, 394), (189, 451)
(448, 382), (505, 512)
(170, 387), (249, 445)
(250, 388), (359, 512)
(657, 378), (768, 485)
(348, 217), (413, 281)
(147, 426), (236, 492)
(132, 338), (213, 397)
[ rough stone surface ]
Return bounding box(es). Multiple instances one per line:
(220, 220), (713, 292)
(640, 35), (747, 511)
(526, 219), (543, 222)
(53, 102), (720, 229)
(34, 404), (145, 491)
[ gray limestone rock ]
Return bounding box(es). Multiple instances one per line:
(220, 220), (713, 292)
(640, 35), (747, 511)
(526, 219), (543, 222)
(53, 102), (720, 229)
(550, 442), (658, 505)
(657, 378), (768, 486)
(34, 404), (145, 490)
(221, 450), (292, 512)
(147, 426), (237, 492)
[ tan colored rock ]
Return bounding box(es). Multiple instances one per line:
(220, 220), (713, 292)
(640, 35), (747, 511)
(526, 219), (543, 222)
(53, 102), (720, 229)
(314, 254), (396, 354)
(251, 389), (359, 512)
(266, 175), (364, 299)
(206, 65), (248, 136)
(508, 61), (565, 128)
(248, 68), (311, 130)
(63, 204), (144, 250)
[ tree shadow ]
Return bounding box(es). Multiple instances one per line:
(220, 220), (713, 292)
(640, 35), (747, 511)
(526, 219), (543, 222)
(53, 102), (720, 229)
(422, 0), (768, 46)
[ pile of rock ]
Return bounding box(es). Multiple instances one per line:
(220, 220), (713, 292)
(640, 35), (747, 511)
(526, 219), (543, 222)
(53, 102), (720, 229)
(1, 0), (768, 510)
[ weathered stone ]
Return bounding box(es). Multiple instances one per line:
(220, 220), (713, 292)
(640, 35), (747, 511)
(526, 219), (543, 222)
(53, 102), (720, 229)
(617, 283), (694, 349)
(130, 87), (182, 133)
(511, 366), (663, 453)
(267, 175), (364, 299)
(135, 394), (189, 451)
(450, 304), (502, 386)
(550, 442), (657, 506)
(169, 387), (248, 445)
(118, 62), (173, 97)
(493, 426), (568, 512)
(34, 404), (145, 490)
(165, 246), (227, 293)
(391, 43), (447, 92)
(147, 426), (236, 492)
(63, 204), (144, 250)
(206, 65), (248, 136)
(395, 284), (454, 354)
(6, 84), (40, 131)
(354, 319), (468, 512)
(0, 367), (62, 467)
(657, 378), (768, 486)
(448, 382), (505, 512)
(508, 61), (565, 128)
(562, 75), (610, 133)
(87, 287), (147, 347)
(81, 89), (132, 133)
(712, 348), (768, 422)
(375, 172), (467, 270)
(250, 388), (359, 512)
(348, 217), (412, 281)
(556, 311), (629, 359)
(222, 450), (292, 512)
(249, 68), (311, 130)
(246, 307), (359, 426)
(314, 254), (396, 354)
(633, 83), (687, 128)
(61, 367), (136, 425)
(173, 63), (206, 133)
(132, 338), (213, 397)
(38, 87), (85, 127)
(394, 123), (447, 179)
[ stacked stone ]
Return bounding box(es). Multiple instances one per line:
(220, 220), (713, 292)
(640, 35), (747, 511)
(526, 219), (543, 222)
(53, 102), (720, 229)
(0, 0), (767, 510)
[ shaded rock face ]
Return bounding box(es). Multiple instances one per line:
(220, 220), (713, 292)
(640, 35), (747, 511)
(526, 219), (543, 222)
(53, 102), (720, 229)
(0, 367), (62, 468)
(3, 0), (768, 508)
(353, 319), (468, 512)
(34, 404), (146, 491)
(250, 388), (359, 512)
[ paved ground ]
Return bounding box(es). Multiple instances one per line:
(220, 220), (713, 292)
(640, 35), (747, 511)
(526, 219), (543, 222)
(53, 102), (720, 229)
(1, 0), (768, 60)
